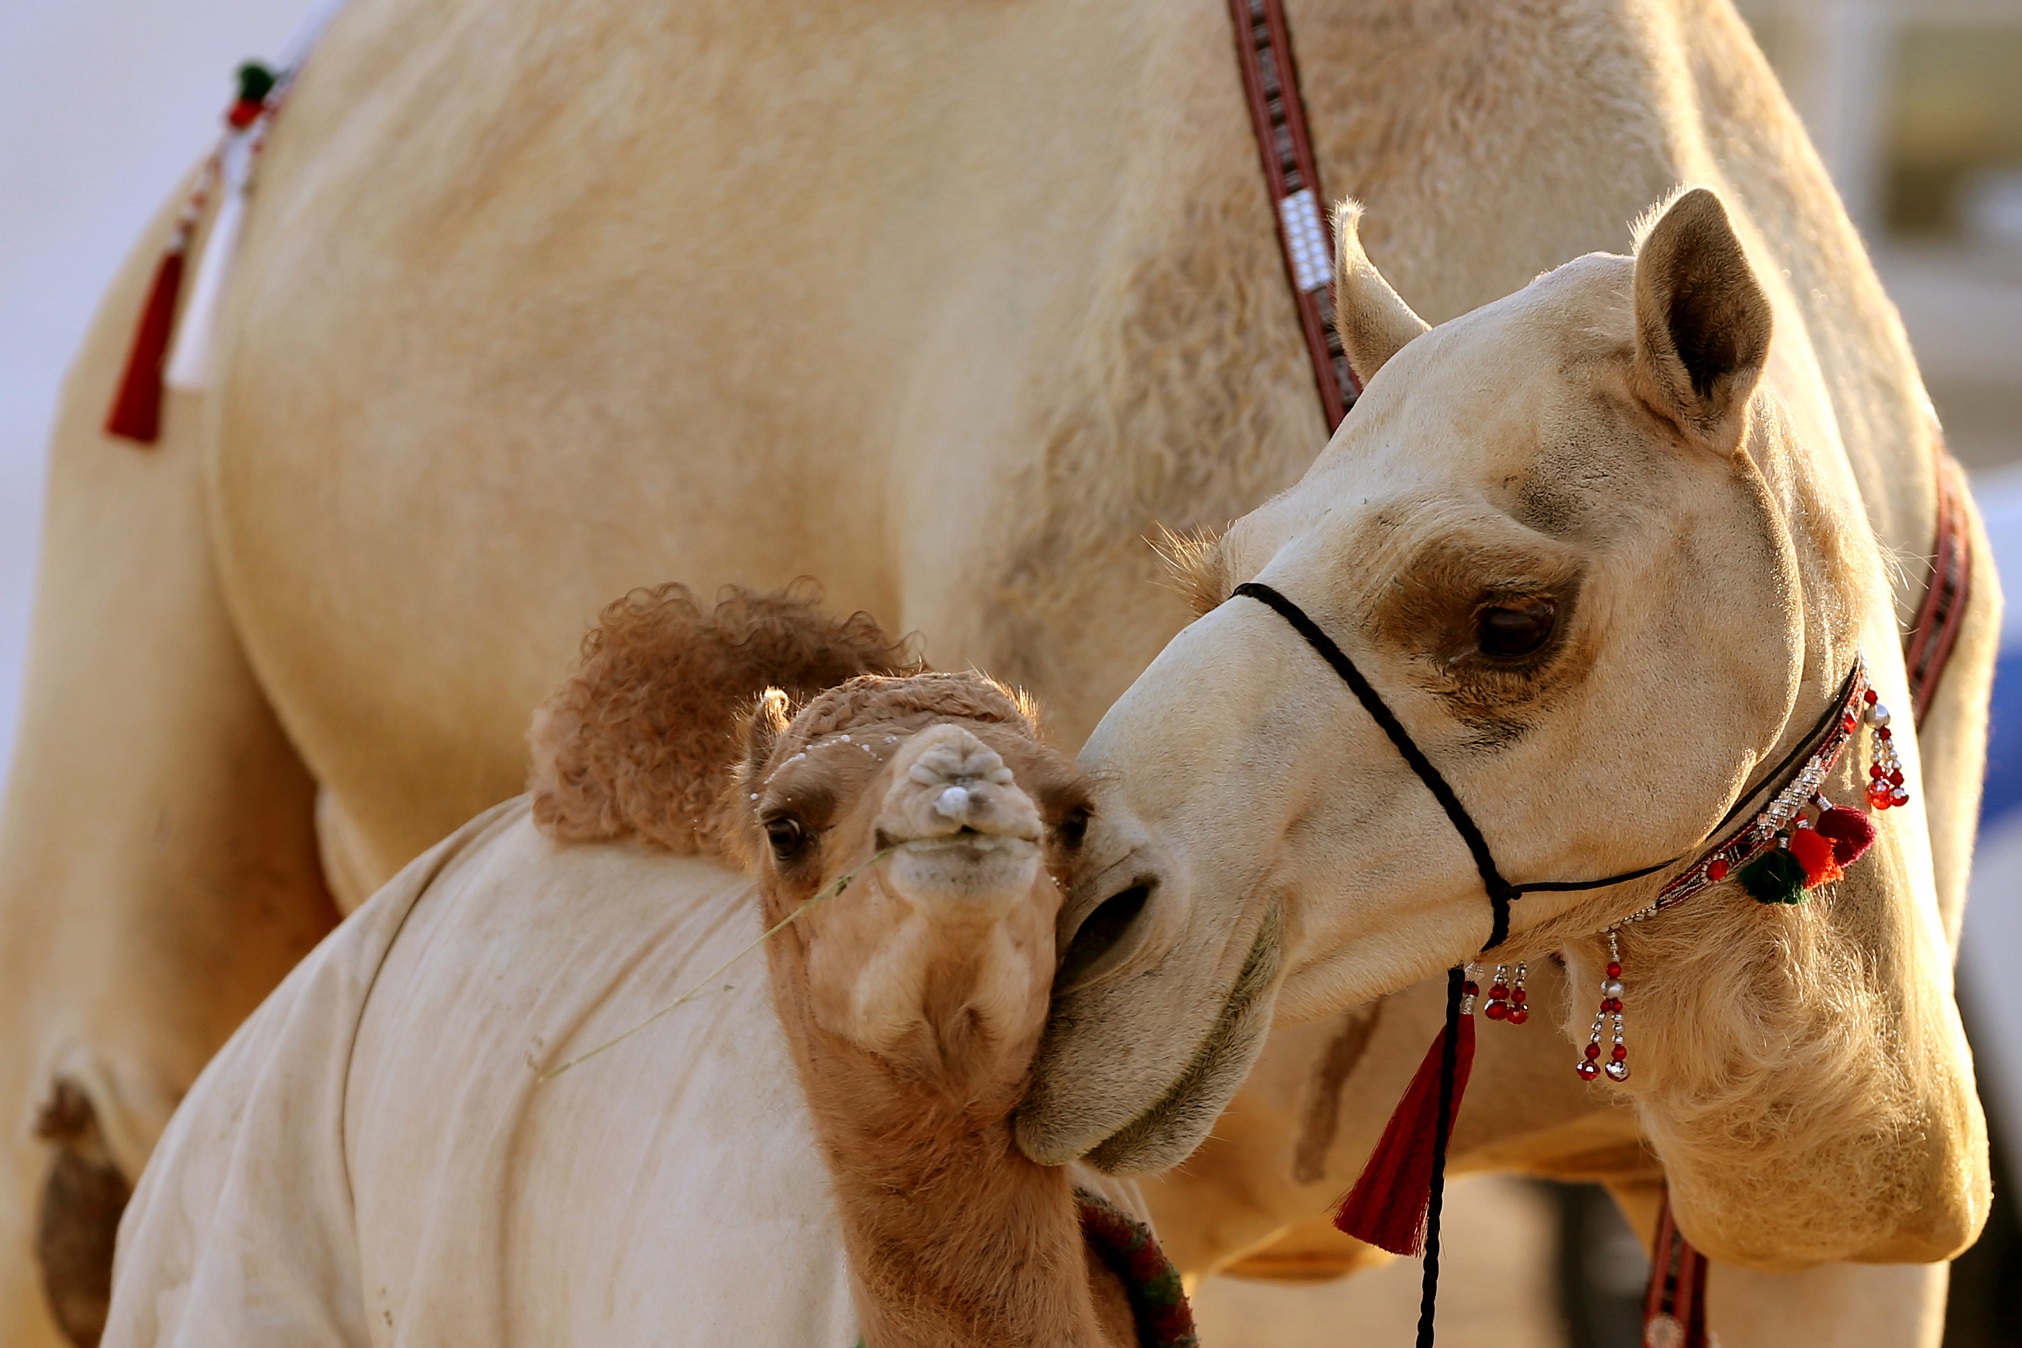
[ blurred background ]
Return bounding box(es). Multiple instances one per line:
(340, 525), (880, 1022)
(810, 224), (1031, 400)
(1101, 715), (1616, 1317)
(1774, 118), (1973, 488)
(0, 0), (2017, 1343)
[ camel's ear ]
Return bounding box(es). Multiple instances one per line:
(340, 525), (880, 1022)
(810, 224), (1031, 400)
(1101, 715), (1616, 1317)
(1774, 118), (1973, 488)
(1331, 201), (1429, 387)
(737, 688), (796, 798)
(1631, 187), (1772, 450)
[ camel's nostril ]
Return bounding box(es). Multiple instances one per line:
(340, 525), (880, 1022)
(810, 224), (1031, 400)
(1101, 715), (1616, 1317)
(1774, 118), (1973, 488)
(1056, 882), (1152, 991)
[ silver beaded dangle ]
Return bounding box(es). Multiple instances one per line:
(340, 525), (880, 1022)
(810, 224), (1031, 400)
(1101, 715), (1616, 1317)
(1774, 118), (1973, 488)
(1482, 961), (1529, 1025)
(1577, 932), (1629, 1082)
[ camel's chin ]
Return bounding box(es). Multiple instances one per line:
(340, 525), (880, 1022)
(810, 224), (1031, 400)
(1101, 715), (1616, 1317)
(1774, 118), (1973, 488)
(1014, 912), (1283, 1174)
(885, 837), (1041, 912)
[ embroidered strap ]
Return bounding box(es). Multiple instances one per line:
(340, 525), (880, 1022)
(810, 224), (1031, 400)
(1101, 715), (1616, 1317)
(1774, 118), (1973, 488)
(1076, 1189), (1200, 1348)
(1907, 435), (1972, 724)
(1644, 1192), (1710, 1348)
(1226, 0), (1358, 430)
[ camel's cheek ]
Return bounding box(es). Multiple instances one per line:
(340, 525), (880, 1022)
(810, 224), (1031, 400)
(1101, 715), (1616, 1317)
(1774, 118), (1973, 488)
(949, 900), (1057, 1049)
(804, 890), (934, 1051)
(802, 880), (1058, 1057)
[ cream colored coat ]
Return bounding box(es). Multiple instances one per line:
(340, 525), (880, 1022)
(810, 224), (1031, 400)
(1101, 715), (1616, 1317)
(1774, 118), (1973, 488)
(106, 799), (876, 1345)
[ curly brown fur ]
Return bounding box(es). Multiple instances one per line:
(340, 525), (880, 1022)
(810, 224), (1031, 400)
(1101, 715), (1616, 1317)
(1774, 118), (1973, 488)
(528, 582), (917, 855)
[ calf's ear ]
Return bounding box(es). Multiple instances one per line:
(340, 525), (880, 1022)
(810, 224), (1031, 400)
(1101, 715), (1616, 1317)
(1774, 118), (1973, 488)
(737, 688), (795, 794)
(1632, 187), (1773, 450)
(1332, 200), (1429, 387)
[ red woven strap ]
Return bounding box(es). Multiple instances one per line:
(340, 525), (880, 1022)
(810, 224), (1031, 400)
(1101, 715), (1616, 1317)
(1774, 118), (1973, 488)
(1643, 1192), (1709, 1348)
(1226, 0), (1358, 431)
(1906, 435), (1972, 723)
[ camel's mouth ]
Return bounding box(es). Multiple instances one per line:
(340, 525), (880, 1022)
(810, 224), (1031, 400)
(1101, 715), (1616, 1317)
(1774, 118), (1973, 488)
(1016, 905), (1283, 1173)
(879, 833), (1043, 909)
(1081, 909), (1282, 1172)
(882, 829), (1040, 854)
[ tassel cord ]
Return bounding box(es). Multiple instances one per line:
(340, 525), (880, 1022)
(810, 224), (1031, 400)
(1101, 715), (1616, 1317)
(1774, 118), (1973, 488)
(1415, 966), (1464, 1348)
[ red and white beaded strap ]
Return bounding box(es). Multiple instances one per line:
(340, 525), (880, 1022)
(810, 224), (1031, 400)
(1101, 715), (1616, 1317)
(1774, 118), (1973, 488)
(1573, 654), (1901, 1085)
(1637, 656), (1876, 920)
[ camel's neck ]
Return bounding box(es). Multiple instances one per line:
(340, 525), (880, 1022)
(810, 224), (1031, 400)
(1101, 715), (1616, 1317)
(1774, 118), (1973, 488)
(759, 927), (1123, 1348)
(793, 1040), (1121, 1348)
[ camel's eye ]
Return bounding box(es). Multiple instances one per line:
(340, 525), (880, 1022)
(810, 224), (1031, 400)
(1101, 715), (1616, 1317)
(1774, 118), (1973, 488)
(1054, 806), (1090, 851)
(764, 813), (809, 859)
(1476, 598), (1556, 659)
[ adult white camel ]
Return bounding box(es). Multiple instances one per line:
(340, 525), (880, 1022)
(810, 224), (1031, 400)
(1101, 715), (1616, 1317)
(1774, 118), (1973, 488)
(0, 0), (1994, 1343)
(105, 587), (1192, 1348)
(1038, 187), (1991, 1318)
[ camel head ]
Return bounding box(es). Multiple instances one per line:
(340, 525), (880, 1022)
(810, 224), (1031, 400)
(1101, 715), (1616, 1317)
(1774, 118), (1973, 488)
(1022, 188), (1878, 1180)
(731, 672), (1092, 1097)
(530, 583), (1092, 1096)
(1028, 184), (1988, 1269)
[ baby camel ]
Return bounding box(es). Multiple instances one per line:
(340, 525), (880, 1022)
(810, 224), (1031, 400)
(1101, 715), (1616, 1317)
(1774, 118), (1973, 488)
(733, 674), (1151, 1347)
(103, 586), (1192, 1348)
(534, 585), (1188, 1346)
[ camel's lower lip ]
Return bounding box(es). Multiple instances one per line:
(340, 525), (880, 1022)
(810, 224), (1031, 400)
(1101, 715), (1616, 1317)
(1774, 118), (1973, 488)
(1017, 907), (1283, 1173)
(888, 834), (1039, 855)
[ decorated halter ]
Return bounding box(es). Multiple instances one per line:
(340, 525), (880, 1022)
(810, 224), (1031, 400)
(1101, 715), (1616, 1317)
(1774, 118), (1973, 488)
(1232, 581), (1901, 1346)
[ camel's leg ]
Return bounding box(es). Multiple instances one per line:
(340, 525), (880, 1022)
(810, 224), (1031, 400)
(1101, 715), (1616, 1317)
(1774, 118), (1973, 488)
(1707, 1262), (1947, 1348)
(1601, 1180), (1947, 1348)
(0, 186), (338, 1347)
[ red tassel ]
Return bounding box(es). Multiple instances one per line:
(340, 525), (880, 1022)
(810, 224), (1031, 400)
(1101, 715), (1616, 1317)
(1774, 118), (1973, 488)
(105, 244), (187, 444)
(1787, 825), (1843, 888)
(1813, 806), (1875, 867)
(1333, 1013), (1474, 1255)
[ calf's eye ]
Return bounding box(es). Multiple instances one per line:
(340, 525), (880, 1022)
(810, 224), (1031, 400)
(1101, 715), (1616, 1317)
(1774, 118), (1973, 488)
(764, 814), (808, 859)
(1054, 806), (1090, 851)
(1476, 598), (1556, 659)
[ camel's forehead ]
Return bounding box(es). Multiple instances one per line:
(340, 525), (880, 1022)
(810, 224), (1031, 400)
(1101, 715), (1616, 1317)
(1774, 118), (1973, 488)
(1325, 254), (1640, 487)
(1230, 256), (1648, 573)
(1403, 253), (1634, 397)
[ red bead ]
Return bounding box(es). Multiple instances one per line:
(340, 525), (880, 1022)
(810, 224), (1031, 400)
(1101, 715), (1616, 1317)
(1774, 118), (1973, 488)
(1576, 1060), (1600, 1080)
(1489, 983), (1509, 1000)
(1870, 764), (1885, 779)
(1864, 689), (1878, 705)
(1508, 1008), (1529, 1025)
(1877, 727), (1892, 740)
(1605, 962), (1622, 978)
(1584, 1042), (1602, 1059)
(1603, 998), (1622, 1013)
(1610, 1044), (1627, 1061)
(1708, 859), (1729, 882)
(1510, 987), (1527, 1004)
(1843, 712), (1857, 733)
(1462, 981), (1479, 998)
(1888, 770), (1903, 786)
(1485, 1000), (1508, 1020)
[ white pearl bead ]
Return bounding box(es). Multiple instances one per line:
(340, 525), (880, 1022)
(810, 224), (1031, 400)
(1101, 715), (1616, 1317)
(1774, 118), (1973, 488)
(1602, 979), (1625, 998)
(1865, 704), (1891, 729)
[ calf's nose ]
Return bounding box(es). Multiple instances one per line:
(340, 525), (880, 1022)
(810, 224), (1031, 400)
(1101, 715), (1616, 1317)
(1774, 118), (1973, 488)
(883, 725), (1041, 843)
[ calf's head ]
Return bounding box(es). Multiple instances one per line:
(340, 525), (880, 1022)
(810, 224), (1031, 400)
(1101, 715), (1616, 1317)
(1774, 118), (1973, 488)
(730, 674), (1092, 1092)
